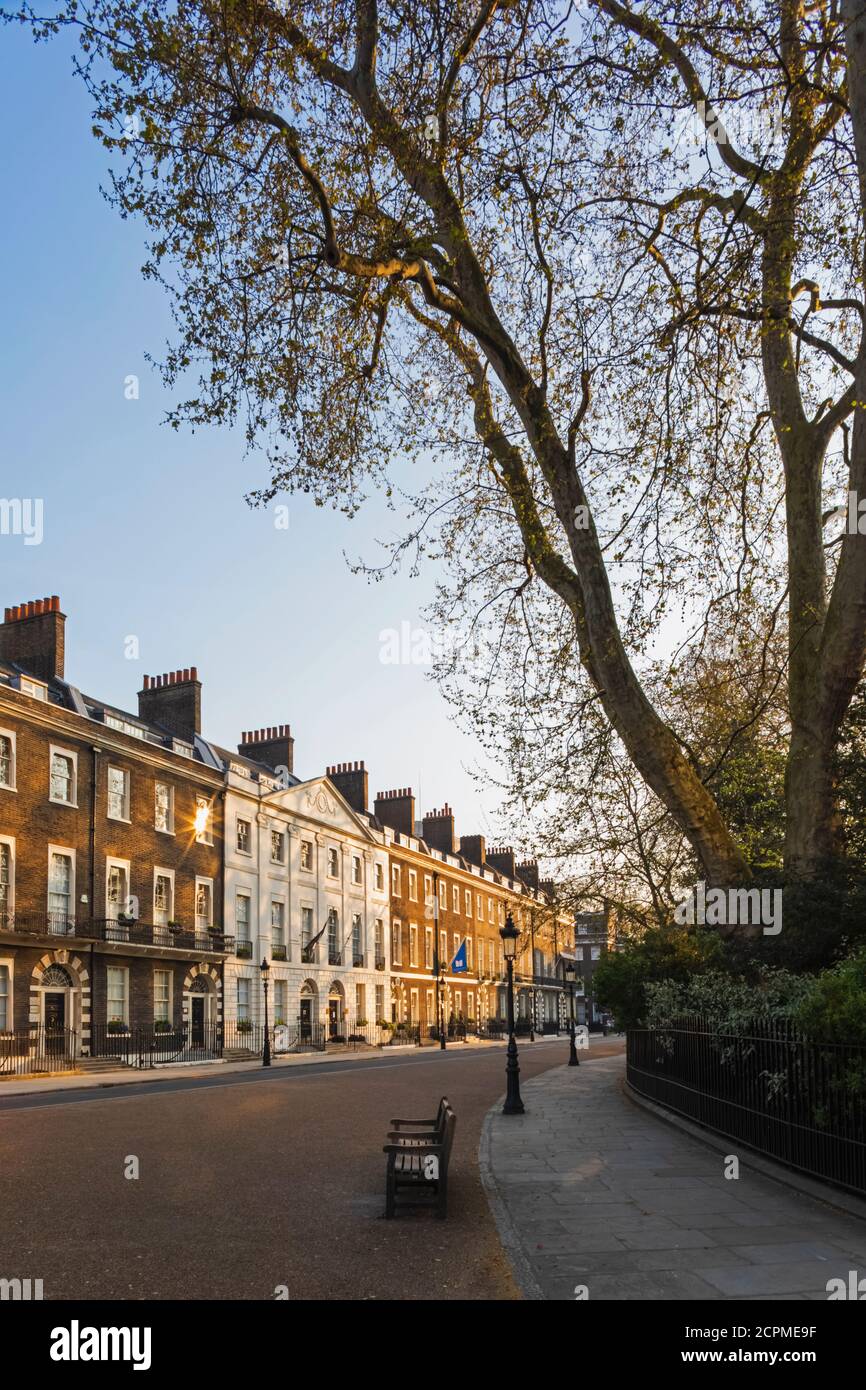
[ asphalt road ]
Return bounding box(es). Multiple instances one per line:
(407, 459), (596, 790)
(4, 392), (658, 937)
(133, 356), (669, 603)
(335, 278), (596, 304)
(0, 1039), (624, 1301)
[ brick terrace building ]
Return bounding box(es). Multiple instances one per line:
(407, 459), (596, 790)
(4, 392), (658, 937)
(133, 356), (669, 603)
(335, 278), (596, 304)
(377, 791), (570, 1036)
(0, 597), (228, 1060)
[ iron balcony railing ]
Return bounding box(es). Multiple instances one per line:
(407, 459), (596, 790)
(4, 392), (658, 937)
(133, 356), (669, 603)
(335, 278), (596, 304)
(374, 954), (386, 970)
(0, 913), (234, 954)
(272, 944), (287, 961)
(236, 939), (253, 959)
(301, 945), (316, 964)
(328, 949), (342, 966)
(352, 952), (364, 968)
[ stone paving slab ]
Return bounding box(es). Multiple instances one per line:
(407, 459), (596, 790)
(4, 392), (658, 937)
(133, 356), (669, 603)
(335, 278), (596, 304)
(481, 1055), (866, 1301)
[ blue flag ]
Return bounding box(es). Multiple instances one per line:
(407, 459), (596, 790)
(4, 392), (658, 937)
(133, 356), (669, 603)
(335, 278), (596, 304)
(451, 939), (468, 974)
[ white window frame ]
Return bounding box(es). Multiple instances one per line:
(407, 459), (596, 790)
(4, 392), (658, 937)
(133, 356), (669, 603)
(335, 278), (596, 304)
(465, 889), (472, 917)
(236, 817), (252, 855)
(0, 728), (16, 791)
(0, 835), (15, 921)
(49, 745), (78, 806)
(153, 968), (172, 1023)
(408, 869), (418, 902)
(107, 765), (131, 822)
(327, 846), (340, 878)
(452, 884), (460, 914)
(352, 854), (362, 885)
(235, 891), (252, 941)
(271, 828), (286, 864)
(392, 918), (402, 966)
(425, 926), (433, 969)
(106, 965), (130, 1027)
(0, 955), (13, 1031)
(375, 862), (384, 892)
(409, 923), (418, 967)
(153, 867), (175, 926)
(105, 857), (131, 922)
(300, 839), (313, 871)
(155, 781), (175, 834)
(391, 864), (401, 896)
(195, 877), (214, 930)
(47, 844), (75, 928)
(195, 795), (213, 845)
(271, 898), (286, 948)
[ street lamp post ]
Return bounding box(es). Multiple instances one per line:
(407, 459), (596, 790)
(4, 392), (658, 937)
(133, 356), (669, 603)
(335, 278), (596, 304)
(500, 914), (525, 1115)
(260, 957), (271, 1068)
(563, 959), (579, 1066)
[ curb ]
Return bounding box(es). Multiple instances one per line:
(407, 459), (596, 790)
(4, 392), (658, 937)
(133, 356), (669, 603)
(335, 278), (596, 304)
(478, 1101), (546, 1302)
(621, 1078), (866, 1227)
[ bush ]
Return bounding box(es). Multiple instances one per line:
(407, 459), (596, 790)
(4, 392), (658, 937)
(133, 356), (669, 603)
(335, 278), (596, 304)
(793, 946), (866, 1047)
(591, 927), (723, 1030)
(644, 966), (814, 1034)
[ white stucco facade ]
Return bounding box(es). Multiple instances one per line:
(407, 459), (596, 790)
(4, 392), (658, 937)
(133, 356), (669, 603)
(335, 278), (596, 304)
(222, 765), (391, 1038)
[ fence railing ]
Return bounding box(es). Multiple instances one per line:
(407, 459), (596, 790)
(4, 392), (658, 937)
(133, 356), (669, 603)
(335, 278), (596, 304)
(0, 1026), (79, 1076)
(0, 913), (234, 954)
(627, 1016), (866, 1197)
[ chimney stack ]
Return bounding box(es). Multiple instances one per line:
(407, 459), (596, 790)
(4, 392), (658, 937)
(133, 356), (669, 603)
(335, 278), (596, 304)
(374, 787), (416, 838)
(516, 859), (539, 891)
(0, 595), (65, 681)
(459, 834), (487, 868)
(422, 805), (456, 854)
(487, 846), (517, 879)
(239, 725), (295, 775)
(326, 761), (369, 814)
(139, 668), (202, 740)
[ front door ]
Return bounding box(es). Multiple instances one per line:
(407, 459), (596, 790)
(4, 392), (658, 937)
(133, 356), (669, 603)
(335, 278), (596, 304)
(300, 998), (312, 1039)
(191, 996), (205, 1047)
(328, 998), (340, 1037)
(44, 992), (66, 1056)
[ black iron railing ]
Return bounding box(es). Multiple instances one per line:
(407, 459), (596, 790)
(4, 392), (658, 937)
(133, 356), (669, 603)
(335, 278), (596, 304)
(627, 1016), (866, 1198)
(329, 949), (342, 966)
(352, 953), (364, 968)
(0, 914), (234, 954)
(0, 1026), (79, 1075)
(375, 954), (386, 970)
(272, 944), (287, 961)
(236, 940), (253, 959)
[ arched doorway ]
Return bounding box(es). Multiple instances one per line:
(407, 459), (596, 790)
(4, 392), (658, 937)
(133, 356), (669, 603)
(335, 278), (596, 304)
(327, 980), (345, 1039)
(299, 979), (318, 1041)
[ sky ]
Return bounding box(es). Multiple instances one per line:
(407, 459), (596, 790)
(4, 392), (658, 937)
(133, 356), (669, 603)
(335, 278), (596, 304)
(0, 25), (508, 844)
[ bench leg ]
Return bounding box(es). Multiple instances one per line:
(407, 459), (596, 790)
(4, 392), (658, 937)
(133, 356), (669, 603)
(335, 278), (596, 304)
(437, 1176), (448, 1219)
(385, 1164), (396, 1219)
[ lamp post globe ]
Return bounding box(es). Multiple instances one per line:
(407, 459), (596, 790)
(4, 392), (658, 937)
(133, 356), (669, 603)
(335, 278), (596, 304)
(260, 957), (272, 1068)
(500, 914), (524, 1115)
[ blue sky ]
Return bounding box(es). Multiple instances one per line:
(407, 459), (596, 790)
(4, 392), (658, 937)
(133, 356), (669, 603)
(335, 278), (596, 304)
(0, 26), (506, 842)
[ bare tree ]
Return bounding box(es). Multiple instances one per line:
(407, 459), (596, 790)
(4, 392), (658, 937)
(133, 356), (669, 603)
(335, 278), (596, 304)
(14, 0), (866, 905)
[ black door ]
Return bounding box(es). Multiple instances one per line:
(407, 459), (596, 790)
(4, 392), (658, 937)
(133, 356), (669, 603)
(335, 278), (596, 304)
(191, 997), (205, 1047)
(299, 998), (312, 1040)
(44, 992), (66, 1056)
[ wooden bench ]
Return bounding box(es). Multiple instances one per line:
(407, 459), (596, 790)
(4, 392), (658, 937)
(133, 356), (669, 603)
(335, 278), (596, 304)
(388, 1095), (449, 1145)
(384, 1102), (456, 1218)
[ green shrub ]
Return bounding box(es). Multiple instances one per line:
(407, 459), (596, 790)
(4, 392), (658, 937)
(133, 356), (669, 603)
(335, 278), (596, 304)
(793, 946), (866, 1047)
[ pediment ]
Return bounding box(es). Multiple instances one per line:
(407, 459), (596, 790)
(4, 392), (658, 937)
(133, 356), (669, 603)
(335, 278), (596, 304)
(264, 776), (378, 842)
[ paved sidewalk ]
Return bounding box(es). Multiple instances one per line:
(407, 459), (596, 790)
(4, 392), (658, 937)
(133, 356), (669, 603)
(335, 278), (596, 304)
(481, 1054), (866, 1300)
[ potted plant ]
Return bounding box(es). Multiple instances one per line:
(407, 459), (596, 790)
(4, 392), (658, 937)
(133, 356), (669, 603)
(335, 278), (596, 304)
(153, 1019), (173, 1034)
(167, 921), (183, 935)
(237, 1018), (252, 1034)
